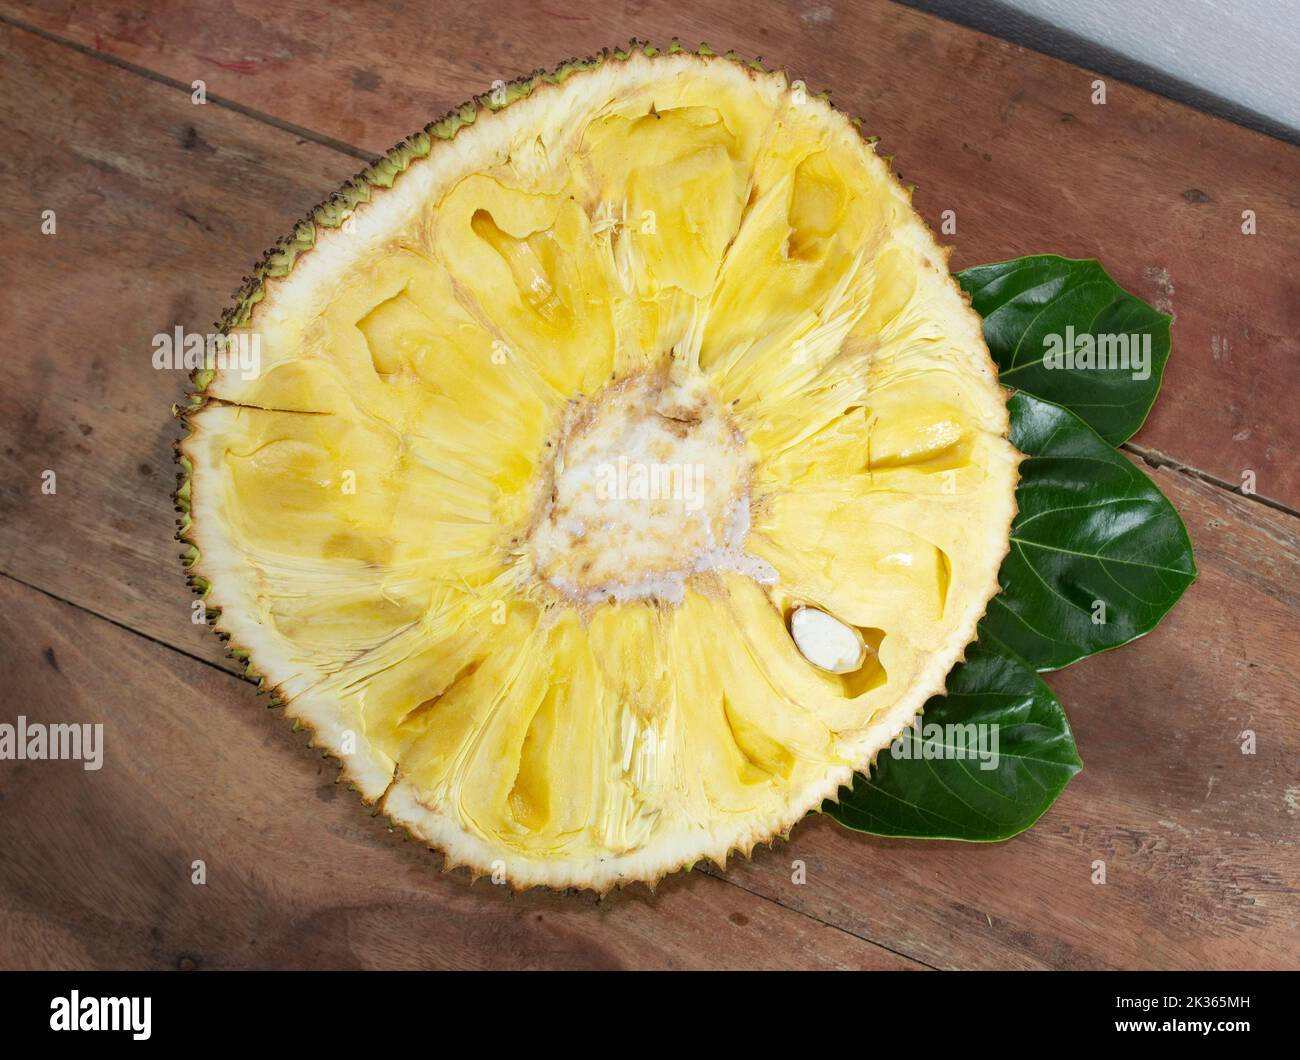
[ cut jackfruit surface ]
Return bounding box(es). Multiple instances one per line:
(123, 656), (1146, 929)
(179, 45), (1021, 890)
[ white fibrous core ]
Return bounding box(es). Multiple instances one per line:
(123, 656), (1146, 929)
(528, 368), (773, 604)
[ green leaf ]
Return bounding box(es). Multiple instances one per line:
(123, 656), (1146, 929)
(825, 643), (1082, 840)
(956, 255), (1171, 444)
(981, 392), (1197, 671)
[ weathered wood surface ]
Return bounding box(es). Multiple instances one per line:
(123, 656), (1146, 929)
(0, 22), (358, 670)
(0, 3), (1297, 969)
(8, 0), (1299, 508)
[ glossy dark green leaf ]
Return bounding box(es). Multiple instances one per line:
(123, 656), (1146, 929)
(980, 392), (1197, 671)
(956, 255), (1171, 444)
(825, 643), (1081, 840)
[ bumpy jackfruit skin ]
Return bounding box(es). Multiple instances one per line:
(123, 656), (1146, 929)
(176, 40), (1021, 892)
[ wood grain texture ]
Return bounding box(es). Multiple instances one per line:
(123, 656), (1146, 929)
(0, 4), (1297, 970)
(0, 23), (359, 670)
(6, 0), (1299, 507)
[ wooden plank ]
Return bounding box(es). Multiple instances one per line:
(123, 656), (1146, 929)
(706, 465), (1300, 969)
(0, 23), (363, 671)
(5, 0), (1299, 507)
(0, 575), (920, 970)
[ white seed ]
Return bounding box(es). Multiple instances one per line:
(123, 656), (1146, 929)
(789, 606), (866, 674)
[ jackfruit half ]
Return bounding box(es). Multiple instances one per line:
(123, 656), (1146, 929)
(177, 44), (1021, 890)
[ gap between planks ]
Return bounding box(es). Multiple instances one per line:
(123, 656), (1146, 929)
(1124, 442), (1300, 519)
(0, 12), (377, 163)
(4, 10), (1295, 523)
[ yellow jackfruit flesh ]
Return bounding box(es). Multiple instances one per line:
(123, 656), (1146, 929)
(180, 47), (1020, 890)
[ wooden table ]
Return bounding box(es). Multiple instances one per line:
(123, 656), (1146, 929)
(1, 0), (1296, 970)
